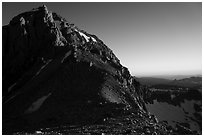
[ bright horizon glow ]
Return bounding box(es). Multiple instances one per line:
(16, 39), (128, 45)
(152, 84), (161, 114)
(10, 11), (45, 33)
(2, 2), (202, 76)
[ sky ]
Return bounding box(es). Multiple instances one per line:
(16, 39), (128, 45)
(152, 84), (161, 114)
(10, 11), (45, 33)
(2, 2), (202, 76)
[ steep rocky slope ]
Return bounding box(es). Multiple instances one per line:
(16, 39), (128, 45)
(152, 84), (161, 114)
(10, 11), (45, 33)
(2, 5), (197, 134)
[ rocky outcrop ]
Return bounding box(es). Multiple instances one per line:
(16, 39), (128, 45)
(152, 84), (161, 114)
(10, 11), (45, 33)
(2, 5), (197, 135)
(2, 5), (148, 132)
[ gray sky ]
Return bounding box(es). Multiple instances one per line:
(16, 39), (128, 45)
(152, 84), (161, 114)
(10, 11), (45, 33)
(2, 2), (202, 76)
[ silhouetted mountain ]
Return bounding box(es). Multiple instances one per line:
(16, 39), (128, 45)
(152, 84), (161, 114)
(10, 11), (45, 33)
(135, 75), (202, 80)
(3, 5), (200, 135)
(171, 77), (202, 86)
(3, 5), (182, 135)
(136, 76), (202, 89)
(134, 77), (171, 86)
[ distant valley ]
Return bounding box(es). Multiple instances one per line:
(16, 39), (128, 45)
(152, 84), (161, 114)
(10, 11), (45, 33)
(135, 76), (202, 89)
(136, 76), (202, 133)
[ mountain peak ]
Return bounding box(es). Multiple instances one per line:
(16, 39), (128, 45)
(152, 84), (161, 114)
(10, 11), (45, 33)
(3, 5), (146, 128)
(2, 5), (188, 135)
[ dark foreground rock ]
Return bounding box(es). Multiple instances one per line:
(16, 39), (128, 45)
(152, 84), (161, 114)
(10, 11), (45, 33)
(3, 109), (197, 135)
(2, 5), (198, 135)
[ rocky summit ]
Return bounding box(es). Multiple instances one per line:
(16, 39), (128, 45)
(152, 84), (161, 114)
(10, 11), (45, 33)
(2, 5), (198, 135)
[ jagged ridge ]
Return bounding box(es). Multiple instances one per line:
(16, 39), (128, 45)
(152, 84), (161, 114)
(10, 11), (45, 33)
(2, 5), (197, 135)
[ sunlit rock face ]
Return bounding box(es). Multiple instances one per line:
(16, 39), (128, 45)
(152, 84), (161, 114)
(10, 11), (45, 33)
(3, 5), (147, 132)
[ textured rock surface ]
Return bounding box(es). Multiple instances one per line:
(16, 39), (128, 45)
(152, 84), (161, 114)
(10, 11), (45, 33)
(2, 5), (197, 135)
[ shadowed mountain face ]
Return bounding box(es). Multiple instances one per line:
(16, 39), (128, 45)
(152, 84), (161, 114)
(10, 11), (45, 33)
(2, 5), (148, 134)
(2, 6), (199, 135)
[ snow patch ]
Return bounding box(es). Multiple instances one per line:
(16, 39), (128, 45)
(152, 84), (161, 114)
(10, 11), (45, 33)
(25, 93), (52, 114)
(4, 94), (18, 104)
(89, 62), (93, 67)
(75, 29), (97, 43)
(35, 59), (52, 76)
(35, 131), (42, 134)
(8, 83), (17, 92)
(91, 37), (97, 42)
(61, 50), (72, 63)
(78, 31), (90, 42)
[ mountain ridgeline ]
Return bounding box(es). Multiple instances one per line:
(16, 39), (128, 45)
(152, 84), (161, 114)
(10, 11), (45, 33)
(2, 6), (198, 134)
